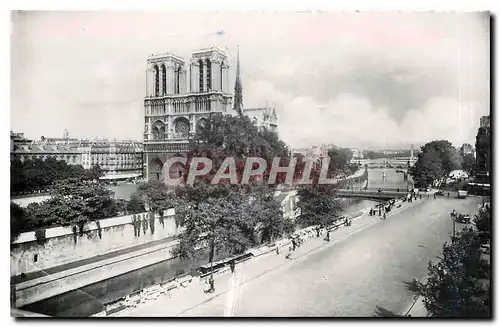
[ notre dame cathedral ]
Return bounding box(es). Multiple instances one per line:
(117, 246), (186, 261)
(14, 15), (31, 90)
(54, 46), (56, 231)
(143, 46), (277, 182)
(143, 46), (235, 181)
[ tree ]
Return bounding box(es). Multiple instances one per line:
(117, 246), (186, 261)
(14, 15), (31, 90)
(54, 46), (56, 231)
(167, 113), (302, 268)
(296, 185), (344, 229)
(126, 195), (145, 214)
(10, 157), (105, 195)
(135, 180), (178, 215)
(420, 226), (490, 317)
(86, 165), (104, 181)
(248, 186), (295, 244)
(172, 191), (259, 263)
(186, 113), (289, 184)
(364, 150), (385, 160)
(461, 154), (476, 175)
(327, 147), (353, 173)
(474, 206), (490, 244)
(410, 140), (460, 187)
(11, 202), (29, 242)
(14, 178), (121, 234)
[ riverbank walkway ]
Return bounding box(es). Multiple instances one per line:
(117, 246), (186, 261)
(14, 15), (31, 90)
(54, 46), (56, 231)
(112, 195), (426, 317)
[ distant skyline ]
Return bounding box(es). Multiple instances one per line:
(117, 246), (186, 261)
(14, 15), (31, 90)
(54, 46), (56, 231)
(11, 11), (490, 149)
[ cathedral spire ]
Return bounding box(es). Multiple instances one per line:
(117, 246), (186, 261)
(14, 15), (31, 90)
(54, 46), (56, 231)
(233, 45), (243, 116)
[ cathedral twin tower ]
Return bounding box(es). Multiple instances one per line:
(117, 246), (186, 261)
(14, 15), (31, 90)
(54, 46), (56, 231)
(143, 46), (239, 181)
(145, 48), (231, 97)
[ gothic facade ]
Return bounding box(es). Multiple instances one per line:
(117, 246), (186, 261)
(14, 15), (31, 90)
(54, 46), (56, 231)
(143, 47), (234, 181)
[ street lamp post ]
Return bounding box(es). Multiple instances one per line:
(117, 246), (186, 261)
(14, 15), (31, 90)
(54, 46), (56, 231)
(452, 216), (456, 240)
(207, 234), (216, 293)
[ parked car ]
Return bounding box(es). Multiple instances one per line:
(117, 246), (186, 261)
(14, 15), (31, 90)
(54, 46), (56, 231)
(457, 190), (468, 199)
(455, 213), (471, 224)
(435, 190), (444, 196)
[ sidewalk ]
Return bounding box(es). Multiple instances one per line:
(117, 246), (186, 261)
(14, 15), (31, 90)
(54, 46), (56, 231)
(112, 197), (425, 317)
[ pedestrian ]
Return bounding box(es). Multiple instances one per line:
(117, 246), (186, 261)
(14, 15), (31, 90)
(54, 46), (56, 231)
(383, 212), (386, 220)
(230, 261), (235, 274)
(292, 238), (296, 251)
(447, 192), (450, 198)
(326, 230), (331, 241)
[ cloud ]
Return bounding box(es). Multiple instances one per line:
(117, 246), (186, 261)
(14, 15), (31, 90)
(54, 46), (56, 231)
(245, 79), (488, 149)
(10, 11), (490, 149)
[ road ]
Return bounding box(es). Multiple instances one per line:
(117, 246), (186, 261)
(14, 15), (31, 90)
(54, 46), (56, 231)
(179, 195), (483, 317)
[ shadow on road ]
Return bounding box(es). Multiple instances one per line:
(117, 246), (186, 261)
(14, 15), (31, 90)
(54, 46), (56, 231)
(373, 305), (401, 317)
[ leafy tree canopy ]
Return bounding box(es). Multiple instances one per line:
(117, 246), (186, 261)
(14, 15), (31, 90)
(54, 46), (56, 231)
(296, 185), (344, 229)
(11, 179), (120, 240)
(420, 212), (490, 317)
(410, 140), (461, 187)
(10, 157), (104, 195)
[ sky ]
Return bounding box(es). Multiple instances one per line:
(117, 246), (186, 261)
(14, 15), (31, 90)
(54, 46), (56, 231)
(10, 11), (490, 149)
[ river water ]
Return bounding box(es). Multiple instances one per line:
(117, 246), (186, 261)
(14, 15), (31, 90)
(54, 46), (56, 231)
(21, 168), (404, 317)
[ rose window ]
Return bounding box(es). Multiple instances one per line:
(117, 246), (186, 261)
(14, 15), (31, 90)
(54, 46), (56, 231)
(175, 120), (190, 138)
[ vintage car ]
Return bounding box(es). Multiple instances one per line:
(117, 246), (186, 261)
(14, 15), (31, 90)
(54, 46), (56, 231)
(455, 213), (471, 224)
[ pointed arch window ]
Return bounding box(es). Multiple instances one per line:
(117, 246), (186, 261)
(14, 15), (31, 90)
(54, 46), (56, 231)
(154, 65), (160, 96)
(175, 66), (181, 94)
(161, 64), (167, 95)
(206, 59), (212, 91)
(198, 60), (204, 92)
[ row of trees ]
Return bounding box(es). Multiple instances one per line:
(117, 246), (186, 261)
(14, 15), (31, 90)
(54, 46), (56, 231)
(10, 178), (124, 242)
(11, 114), (351, 270)
(409, 140), (475, 188)
(459, 144), (476, 176)
(410, 121), (491, 188)
(363, 149), (416, 160)
(419, 206), (491, 317)
(11, 157), (104, 195)
(132, 113), (349, 266)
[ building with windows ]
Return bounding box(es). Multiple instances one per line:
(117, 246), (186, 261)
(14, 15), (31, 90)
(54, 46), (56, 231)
(143, 46), (235, 182)
(11, 130), (82, 165)
(243, 106), (278, 133)
(143, 46), (281, 182)
(476, 115), (491, 180)
(460, 143), (475, 157)
(78, 139), (143, 180)
(11, 130), (143, 180)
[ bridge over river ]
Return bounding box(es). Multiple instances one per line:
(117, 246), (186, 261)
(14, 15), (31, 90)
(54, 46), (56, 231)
(334, 189), (409, 200)
(334, 167), (414, 201)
